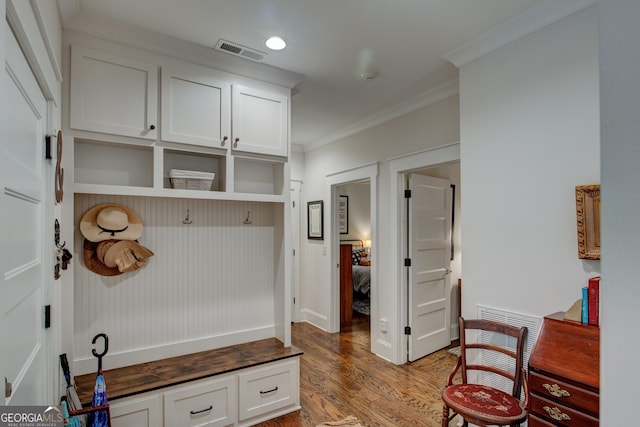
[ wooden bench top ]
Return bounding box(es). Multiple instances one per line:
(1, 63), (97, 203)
(74, 338), (303, 404)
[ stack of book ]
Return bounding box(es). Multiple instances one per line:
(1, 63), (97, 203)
(581, 276), (601, 326)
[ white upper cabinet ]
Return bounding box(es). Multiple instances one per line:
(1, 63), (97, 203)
(70, 45), (158, 140)
(232, 85), (288, 158)
(161, 63), (231, 149)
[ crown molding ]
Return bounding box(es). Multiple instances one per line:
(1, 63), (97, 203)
(304, 78), (459, 153)
(441, 0), (597, 68)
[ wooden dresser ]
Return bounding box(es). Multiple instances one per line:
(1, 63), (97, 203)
(528, 312), (599, 426)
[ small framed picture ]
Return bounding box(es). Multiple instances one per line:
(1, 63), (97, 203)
(339, 195), (349, 234)
(307, 200), (324, 240)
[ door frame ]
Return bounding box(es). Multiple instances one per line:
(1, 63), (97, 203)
(327, 163), (378, 334)
(290, 180), (302, 323)
(388, 142), (459, 363)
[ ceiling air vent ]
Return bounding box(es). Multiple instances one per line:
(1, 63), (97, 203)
(214, 39), (266, 62)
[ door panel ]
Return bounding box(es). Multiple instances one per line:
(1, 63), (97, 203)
(408, 174), (451, 362)
(1, 25), (47, 404)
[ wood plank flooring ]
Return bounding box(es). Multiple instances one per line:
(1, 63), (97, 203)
(256, 313), (459, 427)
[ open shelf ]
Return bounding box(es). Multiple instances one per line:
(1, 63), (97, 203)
(234, 156), (284, 196)
(163, 148), (226, 192)
(74, 138), (153, 188)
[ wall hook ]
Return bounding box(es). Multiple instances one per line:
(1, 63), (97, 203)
(183, 210), (193, 224)
(244, 211), (252, 225)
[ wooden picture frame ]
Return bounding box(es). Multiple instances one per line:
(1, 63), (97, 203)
(576, 184), (600, 260)
(338, 195), (349, 234)
(308, 200), (324, 240)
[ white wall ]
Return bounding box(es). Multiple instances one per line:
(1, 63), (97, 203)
(599, 0), (640, 423)
(459, 7), (600, 320)
(290, 149), (304, 182)
(302, 94), (460, 362)
(337, 182), (371, 244)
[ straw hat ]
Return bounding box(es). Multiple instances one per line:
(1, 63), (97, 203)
(83, 239), (122, 276)
(80, 204), (143, 242)
(102, 240), (154, 273)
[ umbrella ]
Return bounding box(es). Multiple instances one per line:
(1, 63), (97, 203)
(60, 397), (81, 427)
(59, 354), (82, 410)
(90, 333), (109, 427)
(60, 354), (87, 427)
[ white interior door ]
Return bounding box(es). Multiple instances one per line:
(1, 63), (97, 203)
(407, 174), (452, 362)
(1, 25), (48, 404)
(290, 181), (302, 322)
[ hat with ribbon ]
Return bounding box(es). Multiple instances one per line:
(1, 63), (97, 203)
(80, 204), (143, 242)
(83, 239), (154, 276)
(102, 240), (154, 273)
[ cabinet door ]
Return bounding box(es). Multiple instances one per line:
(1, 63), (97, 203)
(164, 376), (237, 427)
(110, 394), (163, 427)
(232, 85), (288, 157)
(161, 63), (231, 148)
(70, 45), (158, 139)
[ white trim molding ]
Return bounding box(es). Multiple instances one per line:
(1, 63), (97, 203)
(441, 0), (597, 68)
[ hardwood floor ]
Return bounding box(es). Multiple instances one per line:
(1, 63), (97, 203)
(255, 313), (459, 427)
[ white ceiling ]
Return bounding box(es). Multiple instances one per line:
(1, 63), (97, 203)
(58, 0), (589, 150)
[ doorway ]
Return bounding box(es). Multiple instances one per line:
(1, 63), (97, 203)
(336, 180), (371, 331)
(327, 163), (377, 336)
(389, 143), (460, 363)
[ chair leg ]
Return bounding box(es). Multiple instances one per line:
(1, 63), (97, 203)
(441, 405), (450, 427)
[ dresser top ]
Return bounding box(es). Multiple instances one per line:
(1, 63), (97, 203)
(528, 312), (599, 390)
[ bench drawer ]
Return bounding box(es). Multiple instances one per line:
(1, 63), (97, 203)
(238, 359), (299, 421)
(164, 376), (237, 427)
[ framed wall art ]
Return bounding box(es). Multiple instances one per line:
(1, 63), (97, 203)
(576, 184), (600, 260)
(338, 195), (349, 234)
(308, 200), (324, 240)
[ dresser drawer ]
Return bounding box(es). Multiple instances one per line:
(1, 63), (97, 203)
(528, 413), (558, 427)
(529, 371), (598, 416)
(238, 359), (300, 421)
(530, 394), (598, 427)
(164, 376), (237, 427)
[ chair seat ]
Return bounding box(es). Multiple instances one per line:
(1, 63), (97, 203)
(442, 384), (526, 425)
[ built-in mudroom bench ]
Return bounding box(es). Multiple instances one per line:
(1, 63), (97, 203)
(74, 338), (302, 426)
(61, 22), (299, 427)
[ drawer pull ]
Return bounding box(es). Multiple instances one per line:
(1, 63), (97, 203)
(189, 405), (213, 415)
(543, 406), (571, 421)
(543, 383), (571, 398)
(259, 386), (278, 395)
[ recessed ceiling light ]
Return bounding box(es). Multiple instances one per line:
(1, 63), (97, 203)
(266, 36), (286, 51)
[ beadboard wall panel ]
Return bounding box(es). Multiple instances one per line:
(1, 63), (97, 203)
(73, 194), (278, 373)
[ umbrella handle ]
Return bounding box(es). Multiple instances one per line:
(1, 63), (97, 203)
(91, 333), (109, 371)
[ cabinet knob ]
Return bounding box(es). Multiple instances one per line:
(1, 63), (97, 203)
(221, 136), (228, 147)
(234, 137), (239, 148)
(149, 124), (156, 130)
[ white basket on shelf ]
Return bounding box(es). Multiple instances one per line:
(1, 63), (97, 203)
(169, 169), (215, 191)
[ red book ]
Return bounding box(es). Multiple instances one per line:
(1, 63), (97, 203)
(588, 276), (601, 326)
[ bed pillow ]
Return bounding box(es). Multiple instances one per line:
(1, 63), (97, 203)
(352, 249), (368, 265)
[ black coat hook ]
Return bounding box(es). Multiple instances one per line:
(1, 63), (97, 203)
(183, 209), (193, 224)
(92, 333), (109, 372)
